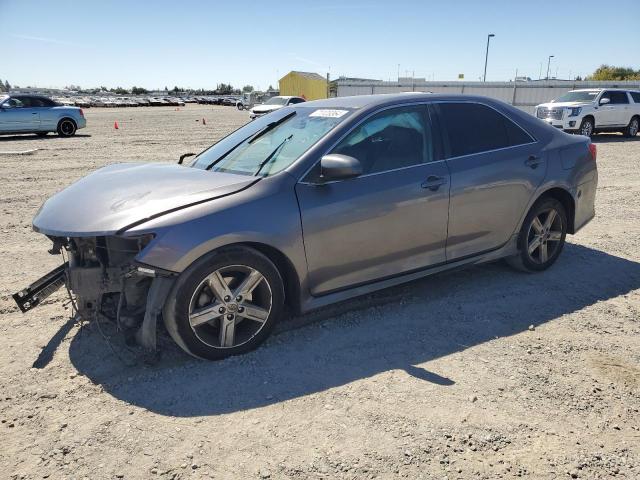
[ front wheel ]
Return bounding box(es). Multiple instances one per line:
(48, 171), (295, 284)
(578, 117), (594, 137)
(237, 103), (244, 110)
(57, 119), (77, 137)
(623, 116), (639, 138)
(507, 198), (567, 272)
(163, 246), (284, 360)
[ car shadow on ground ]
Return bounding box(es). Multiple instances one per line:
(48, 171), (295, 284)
(591, 134), (639, 143)
(0, 134), (91, 141)
(66, 243), (640, 417)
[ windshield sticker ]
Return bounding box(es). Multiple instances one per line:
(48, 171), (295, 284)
(309, 109), (349, 118)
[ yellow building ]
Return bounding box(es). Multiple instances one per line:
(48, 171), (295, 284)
(278, 71), (327, 100)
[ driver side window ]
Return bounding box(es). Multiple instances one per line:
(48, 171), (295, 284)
(332, 105), (433, 175)
(4, 98), (25, 108)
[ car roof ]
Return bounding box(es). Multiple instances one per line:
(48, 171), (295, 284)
(296, 92), (499, 109)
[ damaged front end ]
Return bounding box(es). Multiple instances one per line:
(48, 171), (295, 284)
(13, 234), (174, 351)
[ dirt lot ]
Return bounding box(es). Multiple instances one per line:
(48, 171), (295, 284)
(1, 104), (639, 480)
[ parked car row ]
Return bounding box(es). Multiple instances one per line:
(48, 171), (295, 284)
(50, 96), (189, 108)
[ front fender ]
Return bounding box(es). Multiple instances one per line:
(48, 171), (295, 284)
(127, 174), (308, 286)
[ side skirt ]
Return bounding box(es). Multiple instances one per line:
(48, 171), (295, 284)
(300, 235), (519, 313)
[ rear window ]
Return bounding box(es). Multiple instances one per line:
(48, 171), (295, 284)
(437, 103), (533, 158)
(630, 92), (640, 103)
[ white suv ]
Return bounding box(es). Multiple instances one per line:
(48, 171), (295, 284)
(535, 88), (640, 137)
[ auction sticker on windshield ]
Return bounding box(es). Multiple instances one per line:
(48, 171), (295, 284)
(309, 109), (349, 118)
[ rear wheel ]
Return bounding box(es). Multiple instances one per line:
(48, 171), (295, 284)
(57, 119), (77, 137)
(623, 116), (639, 138)
(578, 117), (594, 137)
(163, 246), (284, 360)
(507, 198), (567, 272)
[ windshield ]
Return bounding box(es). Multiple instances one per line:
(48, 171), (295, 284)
(265, 97), (288, 106)
(552, 91), (599, 103)
(191, 107), (351, 177)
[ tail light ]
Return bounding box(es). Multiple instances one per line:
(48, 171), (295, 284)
(588, 143), (597, 161)
(79, 108), (85, 117)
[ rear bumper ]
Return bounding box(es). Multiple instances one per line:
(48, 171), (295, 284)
(76, 117), (87, 129)
(573, 171), (598, 233)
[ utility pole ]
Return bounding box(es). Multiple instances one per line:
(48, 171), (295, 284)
(546, 55), (554, 80)
(483, 33), (495, 82)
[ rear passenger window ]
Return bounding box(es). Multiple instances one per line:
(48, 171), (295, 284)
(628, 92), (640, 103)
(437, 103), (532, 158)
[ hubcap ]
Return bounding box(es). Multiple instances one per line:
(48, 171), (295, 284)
(526, 208), (563, 264)
(581, 121), (593, 136)
(630, 119), (639, 136)
(188, 265), (271, 348)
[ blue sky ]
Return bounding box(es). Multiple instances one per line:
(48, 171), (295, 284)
(2, 0), (638, 91)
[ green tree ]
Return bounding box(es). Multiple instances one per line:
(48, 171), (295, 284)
(5, 80), (11, 91)
(109, 86), (129, 95)
(0, 79), (4, 92)
(242, 85), (254, 93)
(131, 86), (149, 95)
(587, 65), (640, 81)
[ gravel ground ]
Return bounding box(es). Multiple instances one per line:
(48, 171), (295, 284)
(1, 104), (639, 480)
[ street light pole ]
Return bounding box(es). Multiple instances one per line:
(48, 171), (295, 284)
(546, 55), (554, 80)
(483, 33), (495, 82)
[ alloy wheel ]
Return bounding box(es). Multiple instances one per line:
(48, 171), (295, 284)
(630, 119), (639, 136)
(526, 208), (564, 264)
(580, 120), (593, 137)
(188, 265), (272, 348)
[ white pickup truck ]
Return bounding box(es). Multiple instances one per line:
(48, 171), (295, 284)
(535, 88), (640, 137)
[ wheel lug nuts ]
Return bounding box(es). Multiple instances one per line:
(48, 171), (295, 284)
(223, 295), (231, 302)
(236, 296), (242, 302)
(219, 307), (225, 313)
(238, 306), (244, 313)
(226, 314), (234, 320)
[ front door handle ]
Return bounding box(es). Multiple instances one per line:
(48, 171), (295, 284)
(421, 175), (447, 191)
(525, 155), (543, 169)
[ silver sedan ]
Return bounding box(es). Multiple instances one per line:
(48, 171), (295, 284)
(0, 94), (87, 137)
(15, 93), (597, 360)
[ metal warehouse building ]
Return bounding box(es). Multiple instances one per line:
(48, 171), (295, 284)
(334, 79), (640, 114)
(279, 71), (328, 100)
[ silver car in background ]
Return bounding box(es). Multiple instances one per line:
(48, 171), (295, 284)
(14, 93), (597, 360)
(0, 95), (86, 137)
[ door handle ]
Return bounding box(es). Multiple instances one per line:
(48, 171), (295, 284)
(32, 112), (38, 115)
(421, 175), (447, 191)
(525, 155), (543, 169)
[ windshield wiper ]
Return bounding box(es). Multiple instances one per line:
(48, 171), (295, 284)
(248, 111), (296, 144)
(254, 134), (293, 177)
(204, 111), (297, 171)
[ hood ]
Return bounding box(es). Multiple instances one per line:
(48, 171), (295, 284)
(538, 101), (593, 109)
(251, 104), (282, 114)
(33, 163), (257, 236)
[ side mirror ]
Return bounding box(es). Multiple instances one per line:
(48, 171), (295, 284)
(319, 154), (362, 182)
(599, 97), (610, 105)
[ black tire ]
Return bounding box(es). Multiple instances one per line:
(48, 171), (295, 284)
(506, 197), (567, 272)
(623, 116), (639, 138)
(57, 118), (77, 137)
(237, 103), (244, 111)
(163, 246), (284, 360)
(578, 117), (594, 137)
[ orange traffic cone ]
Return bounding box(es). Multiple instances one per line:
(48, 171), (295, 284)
(202, 118), (206, 125)
(114, 121), (119, 130)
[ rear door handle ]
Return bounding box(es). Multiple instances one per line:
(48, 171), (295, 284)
(421, 175), (447, 191)
(525, 155), (543, 169)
